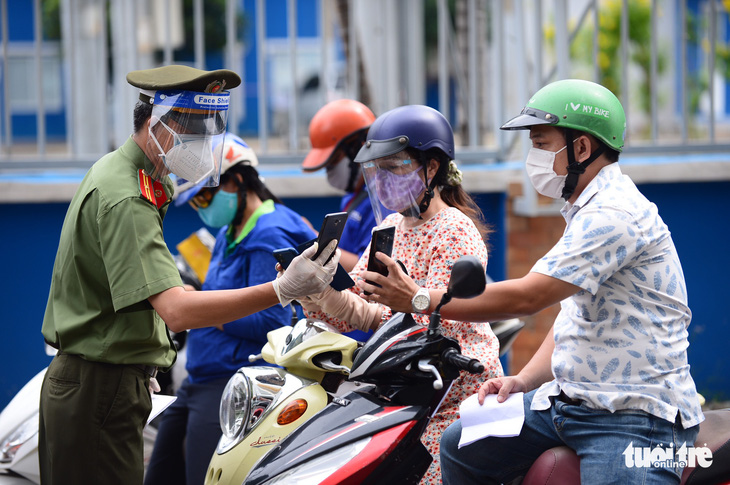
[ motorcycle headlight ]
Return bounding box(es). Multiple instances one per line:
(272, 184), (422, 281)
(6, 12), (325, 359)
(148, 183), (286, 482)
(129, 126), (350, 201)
(0, 412), (38, 463)
(219, 373), (251, 446)
(216, 368), (315, 455)
(261, 436), (371, 485)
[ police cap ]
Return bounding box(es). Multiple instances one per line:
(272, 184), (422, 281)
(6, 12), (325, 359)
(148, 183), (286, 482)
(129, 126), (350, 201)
(127, 64), (241, 100)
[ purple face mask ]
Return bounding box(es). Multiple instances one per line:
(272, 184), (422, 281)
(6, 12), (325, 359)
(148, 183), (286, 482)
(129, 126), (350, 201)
(374, 165), (426, 212)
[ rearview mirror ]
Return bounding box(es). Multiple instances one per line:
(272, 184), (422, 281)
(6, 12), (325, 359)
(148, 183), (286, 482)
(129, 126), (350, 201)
(447, 255), (486, 299)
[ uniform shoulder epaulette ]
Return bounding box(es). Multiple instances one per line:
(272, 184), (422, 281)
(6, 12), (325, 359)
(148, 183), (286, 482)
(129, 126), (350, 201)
(138, 169), (169, 209)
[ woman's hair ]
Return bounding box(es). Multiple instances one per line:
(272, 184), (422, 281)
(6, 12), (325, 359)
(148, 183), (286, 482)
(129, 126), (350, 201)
(226, 164), (283, 227)
(407, 147), (492, 242)
(230, 164), (282, 203)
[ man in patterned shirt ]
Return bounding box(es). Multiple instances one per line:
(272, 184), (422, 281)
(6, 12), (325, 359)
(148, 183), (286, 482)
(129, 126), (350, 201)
(361, 79), (704, 484)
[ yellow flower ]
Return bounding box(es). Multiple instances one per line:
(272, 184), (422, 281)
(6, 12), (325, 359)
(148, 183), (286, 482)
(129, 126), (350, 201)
(598, 51), (611, 70)
(545, 24), (555, 42)
(598, 32), (611, 49)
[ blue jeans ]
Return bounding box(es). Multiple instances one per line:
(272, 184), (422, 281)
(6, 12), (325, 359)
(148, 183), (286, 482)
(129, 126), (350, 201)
(441, 389), (699, 485)
(144, 376), (229, 485)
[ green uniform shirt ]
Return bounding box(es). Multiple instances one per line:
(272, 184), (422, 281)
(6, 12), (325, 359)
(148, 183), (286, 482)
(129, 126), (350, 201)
(42, 137), (182, 367)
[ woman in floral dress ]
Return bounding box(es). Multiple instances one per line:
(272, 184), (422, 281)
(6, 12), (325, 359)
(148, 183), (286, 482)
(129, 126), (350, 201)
(301, 105), (503, 484)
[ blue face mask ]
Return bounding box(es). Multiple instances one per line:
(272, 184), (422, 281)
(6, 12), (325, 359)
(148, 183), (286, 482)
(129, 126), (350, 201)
(197, 190), (238, 228)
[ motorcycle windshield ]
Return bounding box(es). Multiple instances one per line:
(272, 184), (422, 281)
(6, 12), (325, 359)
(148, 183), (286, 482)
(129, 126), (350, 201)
(349, 313), (424, 380)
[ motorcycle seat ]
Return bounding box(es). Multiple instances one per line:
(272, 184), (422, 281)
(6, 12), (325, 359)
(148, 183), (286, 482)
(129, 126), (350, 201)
(521, 408), (730, 485)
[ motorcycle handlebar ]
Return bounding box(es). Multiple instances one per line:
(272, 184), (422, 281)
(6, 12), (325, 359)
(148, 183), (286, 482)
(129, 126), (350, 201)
(442, 348), (484, 374)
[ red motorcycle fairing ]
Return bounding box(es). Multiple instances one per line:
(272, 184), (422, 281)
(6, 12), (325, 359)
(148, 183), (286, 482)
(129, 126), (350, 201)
(242, 390), (432, 485)
(320, 421), (418, 484)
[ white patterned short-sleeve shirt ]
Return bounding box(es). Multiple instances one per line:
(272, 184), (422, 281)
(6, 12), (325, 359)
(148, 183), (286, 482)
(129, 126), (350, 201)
(530, 163), (704, 428)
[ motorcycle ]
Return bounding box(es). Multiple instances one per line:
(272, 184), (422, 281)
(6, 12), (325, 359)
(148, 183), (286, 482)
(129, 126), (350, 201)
(206, 262), (527, 485)
(205, 264), (525, 485)
(204, 318), (360, 485)
(0, 367), (45, 484)
(235, 255), (489, 485)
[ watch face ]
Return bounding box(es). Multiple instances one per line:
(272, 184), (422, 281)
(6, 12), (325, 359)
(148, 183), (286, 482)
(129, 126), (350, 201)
(413, 294), (429, 311)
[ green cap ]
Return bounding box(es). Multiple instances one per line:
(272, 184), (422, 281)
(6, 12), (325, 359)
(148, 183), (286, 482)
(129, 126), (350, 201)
(126, 65), (241, 100)
(501, 79), (626, 152)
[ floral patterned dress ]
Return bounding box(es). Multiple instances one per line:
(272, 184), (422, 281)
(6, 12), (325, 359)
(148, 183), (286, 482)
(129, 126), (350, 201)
(306, 207), (503, 484)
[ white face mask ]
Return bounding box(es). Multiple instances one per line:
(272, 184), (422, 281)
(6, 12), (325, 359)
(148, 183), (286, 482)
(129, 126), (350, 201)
(525, 145), (567, 199)
(149, 118), (216, 184)
(163, 137), (215, 184)
(326, 157), (354, 192)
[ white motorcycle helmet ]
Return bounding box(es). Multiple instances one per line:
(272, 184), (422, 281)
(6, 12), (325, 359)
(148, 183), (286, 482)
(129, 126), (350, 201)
(174, 133), (259, 207)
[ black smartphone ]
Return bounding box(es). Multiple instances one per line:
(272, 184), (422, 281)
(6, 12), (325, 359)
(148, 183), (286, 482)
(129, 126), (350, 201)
(297, 238), (355, 291)
(312, 212), (348, 264)
(272, 247), (298, 269)
(364, 225), (396, 295)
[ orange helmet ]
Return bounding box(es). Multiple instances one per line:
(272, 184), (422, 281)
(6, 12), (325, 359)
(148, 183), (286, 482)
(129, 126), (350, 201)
(302, 99), (375, 172)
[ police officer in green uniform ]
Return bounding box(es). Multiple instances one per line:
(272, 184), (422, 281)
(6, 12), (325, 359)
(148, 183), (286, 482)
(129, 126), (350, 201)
(39, 65), (340, 485)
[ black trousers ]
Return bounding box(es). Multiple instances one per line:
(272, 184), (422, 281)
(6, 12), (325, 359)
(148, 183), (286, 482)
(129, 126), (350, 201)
(39, 353), (152, 485)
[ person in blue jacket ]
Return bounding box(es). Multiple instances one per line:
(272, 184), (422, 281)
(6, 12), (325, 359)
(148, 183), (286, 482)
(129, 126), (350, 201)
(144, 133), (316, 485)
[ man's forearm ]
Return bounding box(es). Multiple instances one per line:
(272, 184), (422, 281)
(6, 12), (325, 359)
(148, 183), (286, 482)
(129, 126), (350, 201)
(150, 283), (279, 332)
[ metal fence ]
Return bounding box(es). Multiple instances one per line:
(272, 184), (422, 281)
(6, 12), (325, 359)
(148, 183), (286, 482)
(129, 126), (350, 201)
(2, 0), (730, 170)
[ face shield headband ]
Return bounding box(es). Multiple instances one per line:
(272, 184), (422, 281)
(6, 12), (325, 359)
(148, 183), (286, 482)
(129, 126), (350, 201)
(146, 90), (229, 187)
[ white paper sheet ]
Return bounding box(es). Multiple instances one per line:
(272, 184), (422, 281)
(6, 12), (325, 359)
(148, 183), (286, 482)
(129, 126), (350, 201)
(458, 392), (525, 448)
(147, 394), (177, 425)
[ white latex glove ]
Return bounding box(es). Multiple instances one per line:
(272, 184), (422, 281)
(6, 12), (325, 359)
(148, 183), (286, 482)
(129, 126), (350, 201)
(315, 286), (382, 332)
(272, 240), (340, 306)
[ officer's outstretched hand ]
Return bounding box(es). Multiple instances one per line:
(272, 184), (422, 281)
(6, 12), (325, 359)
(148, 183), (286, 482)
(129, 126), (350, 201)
(272, 240), (340, 306)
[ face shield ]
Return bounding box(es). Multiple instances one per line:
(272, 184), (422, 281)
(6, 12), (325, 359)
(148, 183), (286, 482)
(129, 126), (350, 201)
(146, 90), (229, 187)
(361, 154), (427, 225)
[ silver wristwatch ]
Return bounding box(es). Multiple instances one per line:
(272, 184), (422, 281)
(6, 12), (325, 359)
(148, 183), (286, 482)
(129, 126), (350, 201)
(411, 287), (431, 314)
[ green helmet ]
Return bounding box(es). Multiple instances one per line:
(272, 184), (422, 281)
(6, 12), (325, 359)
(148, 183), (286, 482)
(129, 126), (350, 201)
(501, 79), (626, 152)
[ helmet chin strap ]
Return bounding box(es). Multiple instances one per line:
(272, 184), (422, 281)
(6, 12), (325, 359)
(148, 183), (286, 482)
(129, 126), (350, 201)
(417, 184), (436, 216)
(398, 179), (435, 220)
(399, 158), (441, 219)
(345, 159), (360, 193)
(561, 129), (605, 201)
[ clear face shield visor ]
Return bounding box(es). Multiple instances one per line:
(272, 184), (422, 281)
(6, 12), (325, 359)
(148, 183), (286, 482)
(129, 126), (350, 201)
(361, 155), (427, 225)
(146, 90), (229, 188)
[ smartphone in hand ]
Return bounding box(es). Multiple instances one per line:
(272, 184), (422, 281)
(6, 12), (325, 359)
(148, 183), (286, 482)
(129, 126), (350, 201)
(312, 212), (348, 264)
(296, 238), (356, 291)
(272, 247), (298, 269)
(364, 225), (396, 295)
